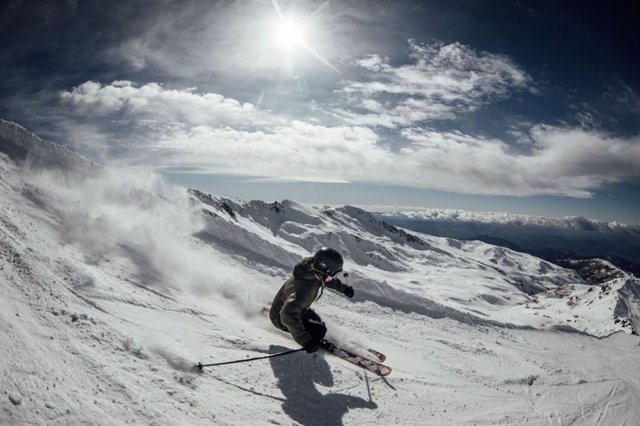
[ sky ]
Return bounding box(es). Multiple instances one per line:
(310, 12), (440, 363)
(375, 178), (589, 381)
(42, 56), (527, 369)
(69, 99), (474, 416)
(1, 0), (639, 223)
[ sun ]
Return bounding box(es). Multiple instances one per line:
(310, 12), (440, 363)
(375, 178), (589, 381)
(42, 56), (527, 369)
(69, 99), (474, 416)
(268, 0), (340, 72)
(273, 19), (308, 51)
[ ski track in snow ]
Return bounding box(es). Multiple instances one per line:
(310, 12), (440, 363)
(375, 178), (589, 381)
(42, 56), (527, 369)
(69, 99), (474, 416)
(1, 120), (640, 425)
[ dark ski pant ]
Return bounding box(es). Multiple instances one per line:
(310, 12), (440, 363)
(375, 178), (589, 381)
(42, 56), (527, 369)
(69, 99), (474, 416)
(302, 309), (327, 342)
(272, 308), (327, 343)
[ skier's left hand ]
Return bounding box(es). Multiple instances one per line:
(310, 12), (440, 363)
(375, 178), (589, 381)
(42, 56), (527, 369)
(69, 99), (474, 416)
(343, 285), (354, 298)
(303, 339), (321, 353)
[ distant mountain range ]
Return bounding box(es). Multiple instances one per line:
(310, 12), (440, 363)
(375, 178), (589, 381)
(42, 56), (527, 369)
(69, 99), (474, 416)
(376, 210), (640, 277)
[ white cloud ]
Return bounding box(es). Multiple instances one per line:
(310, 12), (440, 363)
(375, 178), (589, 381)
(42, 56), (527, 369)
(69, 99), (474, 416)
(528, 126), (640, 181)
(55, 76), (639, 200)
(60, 81), (270, 127)
(399, 126), (640, 197)
(335, 40), (531, 127)
(149, 121), (391, 182)
(124, 121), (640, 198)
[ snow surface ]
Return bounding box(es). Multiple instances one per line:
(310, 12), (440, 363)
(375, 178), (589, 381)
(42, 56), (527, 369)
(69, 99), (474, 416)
(1, 118), (640, 425)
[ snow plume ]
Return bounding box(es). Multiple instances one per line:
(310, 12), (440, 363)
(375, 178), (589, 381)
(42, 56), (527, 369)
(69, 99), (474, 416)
(0, 119), (265, 313)
(122, 335), (194, 372)
(24, 164), (263, 311)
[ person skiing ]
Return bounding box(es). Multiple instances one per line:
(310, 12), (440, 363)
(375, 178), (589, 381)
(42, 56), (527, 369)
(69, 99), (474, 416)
(269, 247), (355, 354)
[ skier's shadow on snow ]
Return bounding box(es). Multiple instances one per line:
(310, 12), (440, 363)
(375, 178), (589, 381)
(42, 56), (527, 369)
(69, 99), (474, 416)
(269, 345), (377, 426)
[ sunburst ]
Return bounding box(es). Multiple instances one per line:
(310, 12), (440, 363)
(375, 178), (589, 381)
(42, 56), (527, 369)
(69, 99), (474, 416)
(270, 0), (339, 73)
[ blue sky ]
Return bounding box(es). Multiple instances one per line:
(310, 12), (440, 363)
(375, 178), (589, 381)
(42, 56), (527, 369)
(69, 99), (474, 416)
(1, 0), (639, 223)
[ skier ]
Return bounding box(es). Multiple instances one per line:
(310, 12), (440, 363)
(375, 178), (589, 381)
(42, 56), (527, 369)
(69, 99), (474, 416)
(269, 247), (355, 354)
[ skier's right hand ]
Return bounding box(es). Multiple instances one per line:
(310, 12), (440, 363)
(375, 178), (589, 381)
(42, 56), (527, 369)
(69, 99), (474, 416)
(303, 338), (320, 353)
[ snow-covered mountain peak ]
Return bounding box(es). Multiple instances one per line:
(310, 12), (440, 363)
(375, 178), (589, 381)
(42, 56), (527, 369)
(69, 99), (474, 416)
(330, 204), (435, 249)
(189, 189), (323, 232)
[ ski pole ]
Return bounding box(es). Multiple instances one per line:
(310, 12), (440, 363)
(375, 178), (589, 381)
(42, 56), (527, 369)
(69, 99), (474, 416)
(196, 348), (304, 370)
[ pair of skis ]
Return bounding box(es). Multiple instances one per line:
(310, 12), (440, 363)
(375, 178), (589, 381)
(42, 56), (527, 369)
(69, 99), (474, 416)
(322, 340), (392, 377)
(196, 342), (392, 377)
(258, 304), (391, 376)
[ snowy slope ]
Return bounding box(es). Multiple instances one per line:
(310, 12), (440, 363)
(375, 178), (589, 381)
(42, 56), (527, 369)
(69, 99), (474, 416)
(191, 189), (639, 335)
(2, 119), (640, 425)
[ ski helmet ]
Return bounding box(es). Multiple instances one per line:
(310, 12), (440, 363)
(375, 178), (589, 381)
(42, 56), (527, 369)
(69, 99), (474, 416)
(312, 247), (343, 276)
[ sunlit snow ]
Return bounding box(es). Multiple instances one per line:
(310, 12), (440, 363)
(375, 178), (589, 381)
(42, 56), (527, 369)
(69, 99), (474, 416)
(1, 119), (639, 425)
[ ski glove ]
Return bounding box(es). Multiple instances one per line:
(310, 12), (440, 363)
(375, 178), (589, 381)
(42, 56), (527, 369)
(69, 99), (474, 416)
(343, 285), (354, 298)
(303, 339), (320, 353)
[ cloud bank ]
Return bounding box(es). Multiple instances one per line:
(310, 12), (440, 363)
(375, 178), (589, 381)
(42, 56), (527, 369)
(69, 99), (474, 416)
(375, 206), (640, 233)
(398, 126), (640, 197)
(146, 121), (640, 198)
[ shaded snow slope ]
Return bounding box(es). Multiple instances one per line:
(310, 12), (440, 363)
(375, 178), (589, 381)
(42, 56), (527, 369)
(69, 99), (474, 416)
(2, 121), (640, 425)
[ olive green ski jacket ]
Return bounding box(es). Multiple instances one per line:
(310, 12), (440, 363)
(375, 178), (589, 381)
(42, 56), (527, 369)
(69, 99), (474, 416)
(269, 257), (348, 346)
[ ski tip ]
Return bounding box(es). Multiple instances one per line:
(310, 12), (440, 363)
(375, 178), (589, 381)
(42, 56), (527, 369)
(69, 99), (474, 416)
(366, 348), (386, 362)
